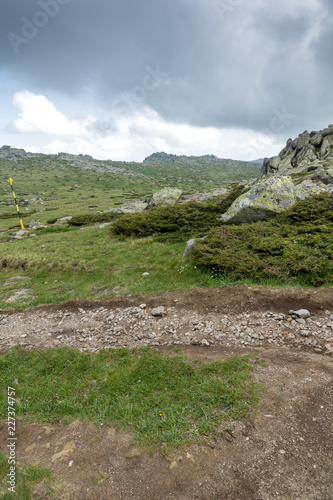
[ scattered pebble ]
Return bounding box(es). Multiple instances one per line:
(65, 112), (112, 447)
(0, 306), (332, 354)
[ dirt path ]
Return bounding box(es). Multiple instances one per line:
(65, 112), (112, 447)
(0, 286), (333, 499)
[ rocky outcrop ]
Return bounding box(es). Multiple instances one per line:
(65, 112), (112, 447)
(110, 201), (148, 214)
(143, 151), (262, 169)
(147, 187), (182, 208)
(262, 124), (333, 176)
(220, 175), (297, 223)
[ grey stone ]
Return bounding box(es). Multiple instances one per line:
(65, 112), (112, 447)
(310, 133), (323, 147)
(183, 237), (206, 256)
(111, 201), (148, 214)
(293, 309), (311, 318)
(314, 168), (333, 185)
(320, 135), (333, 157)
(295, 131), (310, 150)
(56, 216), (72, 225)
(151, 306), (166, 317)
(29, 219), (46, 229)
(10, 230), (29, 240)
(295, 145), (318, 168)
(321, 125), (333, 137)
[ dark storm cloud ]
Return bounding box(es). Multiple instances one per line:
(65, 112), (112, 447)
(1, 0), (332, 136)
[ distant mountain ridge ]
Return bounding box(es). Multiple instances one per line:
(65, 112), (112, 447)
(0, 145), (261, 189)
(0, 146), (262, 168)
(143, 151), (262, 167)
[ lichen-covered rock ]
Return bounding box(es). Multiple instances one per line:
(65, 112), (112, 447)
(147, 187), (182, 208)
(295, 145), (318, 169)
(320, 135), (333, 157)
(310, 132), (323, 147)
(321, 124), (333, 137)
(220, 175), (297, 223)
(314, 167), (333, 185)
(294, 179), (328, 200)
(295, 131), (311, 150)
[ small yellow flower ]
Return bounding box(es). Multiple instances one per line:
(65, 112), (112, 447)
(159, 413), (162, 417)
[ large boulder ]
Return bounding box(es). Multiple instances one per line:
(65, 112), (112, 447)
(310, 132), (323, 147)
(147, 187), (182, 208)
(321, 124), (333, 137)
(220, 175), (297, 223)
(314, 167), (333, 185)
(295, 145), (318, 169)
(320, 135), (333, 157)
(295, 131), (311, 150)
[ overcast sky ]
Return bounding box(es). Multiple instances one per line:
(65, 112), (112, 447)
(1, 0), (332, 161)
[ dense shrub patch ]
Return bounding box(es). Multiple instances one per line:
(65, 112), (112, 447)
(191, 193), (333, 286)
(112, 185), (248, 237)
(48, 212), (118, 226)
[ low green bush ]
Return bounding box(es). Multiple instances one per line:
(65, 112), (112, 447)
(47, 212), (118, 226)
(112, 185), (249, 237)
(276, 192), (333, 224)
(191, 193), (333, 286)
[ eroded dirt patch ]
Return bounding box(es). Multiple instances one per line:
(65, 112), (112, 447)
(0, 347), (332, 500)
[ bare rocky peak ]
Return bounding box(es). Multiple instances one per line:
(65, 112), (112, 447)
(262, 124), (333, 176)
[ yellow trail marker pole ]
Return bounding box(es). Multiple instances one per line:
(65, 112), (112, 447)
(7, 177), (25, 230)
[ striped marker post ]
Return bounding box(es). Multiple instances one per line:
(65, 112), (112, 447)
(7, 177), (25, 230)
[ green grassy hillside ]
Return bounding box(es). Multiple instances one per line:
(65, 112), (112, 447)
(0, 150), (260, 231)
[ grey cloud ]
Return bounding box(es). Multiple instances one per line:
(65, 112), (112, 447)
(1, 0), (332, 138)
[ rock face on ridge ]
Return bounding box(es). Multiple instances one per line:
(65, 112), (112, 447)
(262, 124), (333, 175)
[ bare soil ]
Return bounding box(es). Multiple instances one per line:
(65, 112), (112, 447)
(1, 286), (333, 499)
